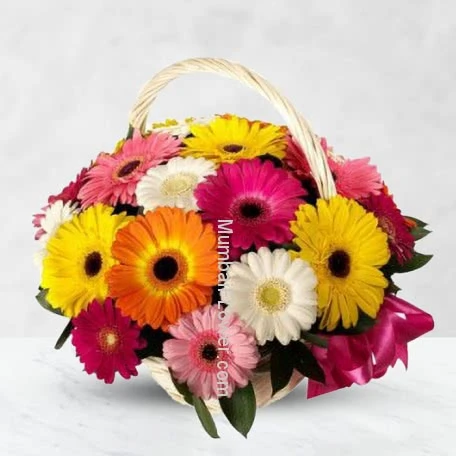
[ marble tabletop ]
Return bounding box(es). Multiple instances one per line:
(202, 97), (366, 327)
(0, 337), (454, 455)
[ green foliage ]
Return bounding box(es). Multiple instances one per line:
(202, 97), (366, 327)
(219, 382), (256, 438)
(35, 289), (63, 316)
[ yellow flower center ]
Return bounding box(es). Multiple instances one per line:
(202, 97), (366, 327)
(98, 327), (120, 354)
(160, 173), (198, 197)
(256, 279), (290, 313)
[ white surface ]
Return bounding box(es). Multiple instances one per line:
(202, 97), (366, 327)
(0, 0), (454, 336)
(0, 337), (454, 455)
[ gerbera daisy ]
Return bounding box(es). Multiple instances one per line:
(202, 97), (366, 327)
(33, 168), (89, 240)
(41, 204), (131, 316)
(290, 196), (390, 331)
(329, 156), (383, 200)
(33, 200), (79, 265)
(34, 200), (78, 241)
(136, 156), (216, 212)
(284, 135), (332, 179)
(163, 305), (259, 400)
(221, 247), (318, 345)
(71, 299), (144, 384)
(150, 117), (210, 138)
(108, 207), (218, 330)
(195, 158), (305, 251)
(48, 167), (89, 205)
(361, 193), (415, 265)
(78, 131), (180, 207)
(181, 115), (286, 164)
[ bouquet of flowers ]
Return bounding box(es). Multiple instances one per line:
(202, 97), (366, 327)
(32, 58), (434, 438)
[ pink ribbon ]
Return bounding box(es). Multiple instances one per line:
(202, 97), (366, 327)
(307, 294), (434, 398)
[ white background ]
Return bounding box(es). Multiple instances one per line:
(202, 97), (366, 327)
(0, 0), (454, 338)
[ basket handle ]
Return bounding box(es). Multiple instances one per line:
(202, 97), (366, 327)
(128, 57), (336, 199)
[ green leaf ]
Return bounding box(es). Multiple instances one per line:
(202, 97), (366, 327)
(387, 280), (401, 295)
(290, 341), (325, 384)
(54, 320), (73, 350)
(193, 396), (219, 439)
(385, 251), (433, 275)
(281, 242), (300, 252)
(410, 226), (431, 241)
(126, 124), (134, 140)
(404, 216), (428, 228)
(270, 343), (294, 396)
(219, 382), (256, 438)
(301, 331), (328, 348)
(170, 374), (193, 406)
(35, 289), (64, 316)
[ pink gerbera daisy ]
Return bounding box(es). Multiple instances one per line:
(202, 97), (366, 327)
(78, 131), (180, 207)
(361, 193), (415, 265)
(163, 306), (259, 400)
(71, 299), (145, 384)
(195, 158), (306, 251)
(329, 156), (383, 200)
(284, 136), (382, 200)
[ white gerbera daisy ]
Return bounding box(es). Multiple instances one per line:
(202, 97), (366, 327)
(34, 200), (78, 267)
(136, 156), (216, 212)
(221, 247), (318, 345)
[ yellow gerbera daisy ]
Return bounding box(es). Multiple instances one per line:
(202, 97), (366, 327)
(181, 115), (286, 164)
(290, 195), (390, 331)
(41, 204), (132, 317)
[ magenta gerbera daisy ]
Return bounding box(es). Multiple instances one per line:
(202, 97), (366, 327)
(49, 167), (89, 205)
(195, 158), (306, 251)
(361, 193), (415, 265)
(163, 305), (259, 400)
(330, 156), (383, 200)
(71, 299), (145, 384)
(78, 131), (180, 207)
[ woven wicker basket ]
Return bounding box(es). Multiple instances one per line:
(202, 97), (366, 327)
(128, 57), (338, 410)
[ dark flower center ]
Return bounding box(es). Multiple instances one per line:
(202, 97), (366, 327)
(328, 250), (351, 278)
(201, 343), (218, 361)
(153, 256), (179, 282)
(117, 159), (141, 178)
(240, 202), (263, 219)
(84, 251), (103, 277)
(223, 144), (243, 153)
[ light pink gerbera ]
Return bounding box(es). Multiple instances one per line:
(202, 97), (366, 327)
(329, 156), (383, 200)
(78, 131), (180, 207)
(195, 158), (306, 252)
(71, 299), (145, 384)
(163, 305), (259, 400)
(285, 136), (382, 200)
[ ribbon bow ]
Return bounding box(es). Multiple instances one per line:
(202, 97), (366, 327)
(307, 294), (434, 398)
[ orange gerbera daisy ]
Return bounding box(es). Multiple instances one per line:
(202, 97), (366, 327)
(108, 207), (218, 330)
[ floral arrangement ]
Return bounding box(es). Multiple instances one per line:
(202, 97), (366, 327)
(33, 113), (434, 438)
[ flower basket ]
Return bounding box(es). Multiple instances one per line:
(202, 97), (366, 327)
(33, 58), (434, 438)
